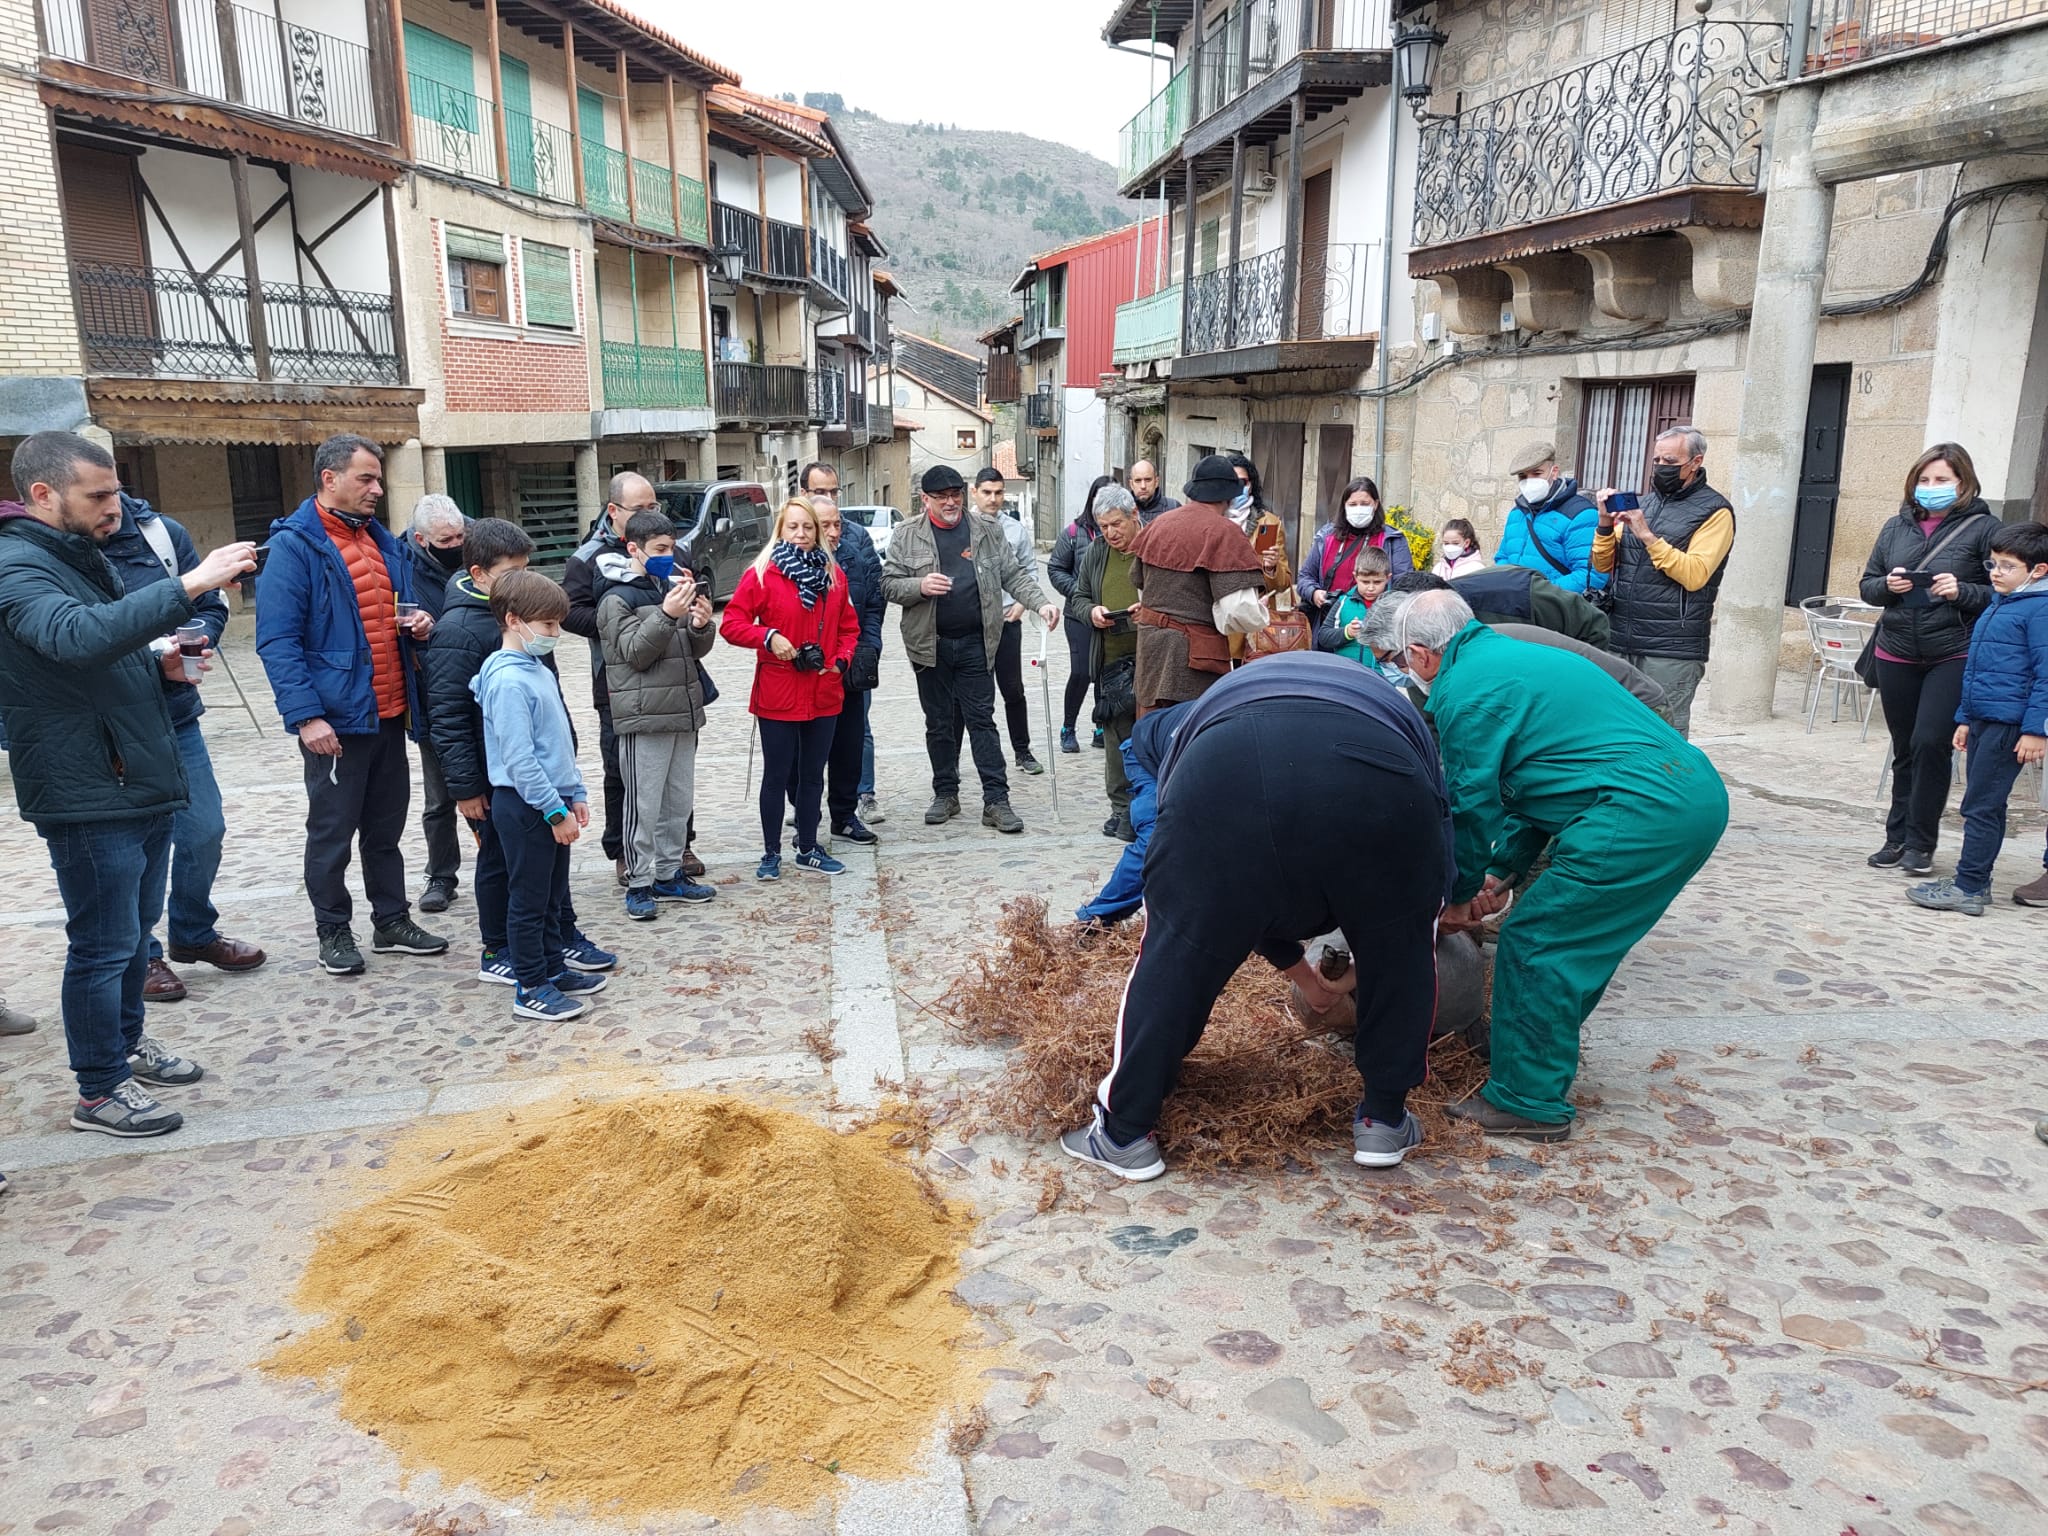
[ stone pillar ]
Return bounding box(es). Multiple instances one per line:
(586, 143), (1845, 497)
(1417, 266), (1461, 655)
(574, 443), (601, 530)
(691, 434), (717, 480)
(76, 422), (115, 455)
(386, 438), (426, 526)
(1704, 86), (1835, 724)
(422, 443), (447, 496)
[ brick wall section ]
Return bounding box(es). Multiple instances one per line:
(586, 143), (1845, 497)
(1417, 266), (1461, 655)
(0, 0), (84, 376)
(436, 222), (591, 415)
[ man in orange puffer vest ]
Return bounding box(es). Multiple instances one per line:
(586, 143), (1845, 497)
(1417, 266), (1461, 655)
(255, 434), (451, 978)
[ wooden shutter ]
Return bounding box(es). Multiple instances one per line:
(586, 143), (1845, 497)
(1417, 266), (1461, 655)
(522, 240), (575, 329)
(501, 54), (537, 194)
(578, 87), (608, 148)
(444, 225), (504, 263)
(403, 23), (476, 130)
(1297, 170), (1332, 339)
(1250, 420), (1306, 563)
(515, 462), (582, 569)
(87, 0), (175, 83)
(60, 142), (154, 372)
(1575, 375), (1695, 494)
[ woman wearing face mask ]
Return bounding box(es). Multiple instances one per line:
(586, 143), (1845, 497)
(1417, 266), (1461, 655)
(1857, 442), (2000, 878)
(1432, 519), (1488, 579)
(1226, 452), (1294, 599)
(1295, 476), (1415, 614)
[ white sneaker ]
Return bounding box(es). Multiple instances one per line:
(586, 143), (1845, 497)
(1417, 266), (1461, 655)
(859, 793), (886, 826)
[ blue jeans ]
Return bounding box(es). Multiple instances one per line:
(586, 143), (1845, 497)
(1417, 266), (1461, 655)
(1076, 735), (1156, 924)
(146, 718), (224, 959)
(40, 814), (173, 1098)
(859, 693), (876, 798)
(1955, 720), (2026, 895)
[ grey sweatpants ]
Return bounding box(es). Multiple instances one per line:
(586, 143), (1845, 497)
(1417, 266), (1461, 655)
(1622, 654), (1706, 738)
(619, 730), (697, 888)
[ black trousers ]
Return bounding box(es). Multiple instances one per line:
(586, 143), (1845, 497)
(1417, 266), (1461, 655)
(760, 715), (837, 855)
(1876, 656), (1966, 854)
(596, 701), (626, 861)
(416, 738), (461, 884)
(826, 685), (868, 827)
(916, 632), (1009, 805)
(469, 807), (578, 955)
(301, 716), (412, 929)
(1097, 701), (1448, 1143)
(993, 618), (1031, 753)
(1062, 615), (1093, 731)
(491, 789), (570, 989)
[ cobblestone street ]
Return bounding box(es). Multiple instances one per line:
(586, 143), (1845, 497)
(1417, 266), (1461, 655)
(1, 613), (2045, 1536)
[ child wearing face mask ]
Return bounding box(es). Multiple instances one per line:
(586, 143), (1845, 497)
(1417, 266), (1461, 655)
(1315, 545), (1394, 663)
(1432, 519), (1488, 579)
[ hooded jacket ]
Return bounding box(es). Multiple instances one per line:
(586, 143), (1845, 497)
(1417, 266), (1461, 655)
(595, 551), (717, 736)
(1956, 580), (2048, 732)
(423, 573), (573, 803)
(1494, 478), (1606, 594)
(101, 493), (228, 732)
(0, 502), (196, 823)
(1857, 499), (1999, 665)
(474, 646), (585, 817)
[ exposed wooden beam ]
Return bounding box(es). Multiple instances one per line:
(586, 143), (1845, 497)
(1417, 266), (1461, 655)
(485, 0), (511, 187)
(563, 17), (586, 207)
(616, 48), (636, 224)
(1279, 92), (1303, 341)
(665, 75), (682, 233)
(386, 0), (412, 160)
(228, 153), (271, 382)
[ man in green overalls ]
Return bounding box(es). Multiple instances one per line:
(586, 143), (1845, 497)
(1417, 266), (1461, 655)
(1392, 590), (1729, 1141)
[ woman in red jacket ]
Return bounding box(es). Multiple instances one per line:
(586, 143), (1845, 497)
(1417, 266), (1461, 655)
(721, 499), (859, 880)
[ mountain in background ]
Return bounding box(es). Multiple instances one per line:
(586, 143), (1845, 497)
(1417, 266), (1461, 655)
(803, 95), (1132, 350)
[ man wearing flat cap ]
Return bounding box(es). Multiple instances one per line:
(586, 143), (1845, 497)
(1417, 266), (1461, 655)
(1126, 455), (1270, 713)
(882, 464), (1060, 834)
(1491, 440), (1607, 597)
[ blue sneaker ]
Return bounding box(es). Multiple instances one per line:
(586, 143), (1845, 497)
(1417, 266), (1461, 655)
(793, 848), (845, 875)
(551, 970), (607, 996)
(512, 982), (585, 1021)
(756, 853), (782, 882)
(623, 887), (659, 922)
(652, 876), (717, 904)
(562, 932), (617, 971)
(477, 950), (518, 986)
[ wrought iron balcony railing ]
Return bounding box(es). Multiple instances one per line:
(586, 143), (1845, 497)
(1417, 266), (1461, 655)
(42, 0), (382, 140)
(1804, 0), (2048, 73)
(1025, 390), (1060, 430)
(1183, 241), (1380, 353)
(74, 262), (401, 384)
(846, 395), (868, 434)
(810, 366), (847, 425)
(630, 157), (675, 234)
(767, 218), (807, 281)
(1113, 285), (1182, 364)
(714, 202), (764, 274)
(1196, 0), (1391, 122)
(410, 73), (497, 182)
(1411, 19), (1789, 248)
(714, 360), (808, 421)
(503, 107), (574, 203)
(583, 142), (630, 222)
(1118, 65), (1189, 186)
(601, 340), (708, 410)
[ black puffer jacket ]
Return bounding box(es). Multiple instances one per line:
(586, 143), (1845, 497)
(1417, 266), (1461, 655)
(1048, 513), (1098, 600)
(1857, 498), (1999, 664)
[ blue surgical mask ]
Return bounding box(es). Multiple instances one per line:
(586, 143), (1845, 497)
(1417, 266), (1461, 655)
(643, 553), (675, 584)
(1232, 488), (1253, 510)
(1380, 664), (1419, 689)
(1913, 484), (1958, 512)
(516, 623), (559, 657)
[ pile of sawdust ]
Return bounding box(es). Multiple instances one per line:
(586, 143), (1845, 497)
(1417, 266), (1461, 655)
(267, 1094), (976, 1519)
(941, 899), (1490, 1171)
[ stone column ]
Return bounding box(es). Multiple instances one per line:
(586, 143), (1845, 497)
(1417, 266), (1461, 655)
(1704, 86), (1835, 724)
(386, 438), (426, 525)
(574, 443), (601, 531)
(422, 443), (447, 496)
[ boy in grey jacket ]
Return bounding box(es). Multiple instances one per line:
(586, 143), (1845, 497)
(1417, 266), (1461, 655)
(596, 510), (718, 917)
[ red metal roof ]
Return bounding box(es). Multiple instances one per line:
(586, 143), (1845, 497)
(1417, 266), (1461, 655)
(1020, 223), (1168, 390)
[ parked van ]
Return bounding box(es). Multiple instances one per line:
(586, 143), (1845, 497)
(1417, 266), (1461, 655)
(655, 480), (772, 602)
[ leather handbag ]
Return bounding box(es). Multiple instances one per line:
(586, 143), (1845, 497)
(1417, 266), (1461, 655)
(1244, 601), (1314, 661)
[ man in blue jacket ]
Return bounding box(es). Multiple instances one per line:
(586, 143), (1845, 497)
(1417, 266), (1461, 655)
(255, 433), (448, 977)
(0, 432), (254, 1139)
(102, 494), (267, 1003)
(1493, 442), (1607, 596)
(804, 464), (884, 845)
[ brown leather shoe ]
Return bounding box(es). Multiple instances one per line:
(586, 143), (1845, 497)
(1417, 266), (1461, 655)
(681, 848), (706, 879)
(167, 936), (267, 972)
(2014, 869), (2048, 907)
(1446, 1092), (1571, 1143)
(143, 959), (188, 1002)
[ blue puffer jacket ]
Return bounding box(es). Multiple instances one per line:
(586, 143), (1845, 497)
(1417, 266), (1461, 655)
(1956, 582), (2048, 733)
(255, 497), (420, 737)
(101, 495), (229, 732)
(1494, 478), (1607, 594)
(837, 517), (885, 653)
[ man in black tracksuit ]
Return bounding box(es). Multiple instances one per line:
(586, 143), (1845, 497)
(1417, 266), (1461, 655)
(1059, 653), (1455, 1181)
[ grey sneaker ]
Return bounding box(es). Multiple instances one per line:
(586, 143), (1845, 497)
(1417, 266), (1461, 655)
(1908, 877), (1987, 916)
(317, 923), (365, 975)
(128, 1033), (203, 1086)
(859, 793), (886, 826)
(1898, 848), (1935, 877)
(924, 794), (961, 825)
(0, 997), (36, 1036)
(1058, 1106), (1165, 1181)
(72, 1080), (183, 1138)
(983, 801), (1024, 835)
(1352, 1110), (1422, 1168)
(372, 916), (451, 955)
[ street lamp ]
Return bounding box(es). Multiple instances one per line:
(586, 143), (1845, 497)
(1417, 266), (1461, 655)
(712, 243), (746, 285)
(1392, 22), (1450, 123)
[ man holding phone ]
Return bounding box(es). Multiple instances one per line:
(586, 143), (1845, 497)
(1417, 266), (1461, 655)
(1067, 485), (1143, 836)
(1591, 425), (1735, 736)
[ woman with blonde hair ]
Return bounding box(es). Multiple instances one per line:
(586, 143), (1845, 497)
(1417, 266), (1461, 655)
(720, 499), (858, 880)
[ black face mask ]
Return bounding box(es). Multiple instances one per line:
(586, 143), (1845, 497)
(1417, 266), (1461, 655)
(1652, 464), (1687, 496)
(327, 506), (375, 531)
(429, 542), (465, 572)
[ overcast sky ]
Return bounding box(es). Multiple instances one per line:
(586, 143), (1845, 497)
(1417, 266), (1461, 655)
(639, 0), (1166, 165)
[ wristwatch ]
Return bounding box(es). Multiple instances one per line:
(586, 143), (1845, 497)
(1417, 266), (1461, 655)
(545, 807), (568, 826)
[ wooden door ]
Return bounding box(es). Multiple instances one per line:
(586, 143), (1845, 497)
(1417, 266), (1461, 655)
(1315, 423), (1354, 544)
(1297, 170), (1332, 339)
(1250, 420), (1307, 565)
(60, 142), (155, 373)
(1787, 365), (1849, 605)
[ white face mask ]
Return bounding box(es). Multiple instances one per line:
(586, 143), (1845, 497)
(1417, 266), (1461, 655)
(1344, 504), (1376, 531)
(1519, 477), (1551, 504)
(1404, 648), (1432, 695)
(1439, 540), (1467, 560)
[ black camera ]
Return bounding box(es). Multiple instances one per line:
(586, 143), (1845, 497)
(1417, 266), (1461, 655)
(791, 642), (826, 673)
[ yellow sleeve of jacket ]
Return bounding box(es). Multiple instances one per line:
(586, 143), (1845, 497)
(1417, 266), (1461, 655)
(1645, 508), (1735, 592)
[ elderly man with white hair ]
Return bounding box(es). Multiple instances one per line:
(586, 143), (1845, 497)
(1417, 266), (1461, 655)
(1393, 589), (1728, 1142)
(405, 493), (468, 912)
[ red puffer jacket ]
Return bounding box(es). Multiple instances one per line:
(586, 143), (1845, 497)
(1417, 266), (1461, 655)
(720, 562), (858, 722)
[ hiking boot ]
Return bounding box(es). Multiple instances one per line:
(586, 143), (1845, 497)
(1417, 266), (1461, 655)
(72, 1080), (182, 1138)
(1898, 848), (1935, 877)
(1102, 814), (1122, 838)
(924, 794), (961, 825)
(512, 982), (585, 1022)
(1058, 1105), (1165, 1181)
(142, 958), (187, 1002)
(1866, 843), (1905, 869)
(127, 1033), (203, 1086)
(1447, 1094), (1571, 1143)
(1352, 1110), (1423, 1169)
(417, 876), (457, 914)
(372, 916), (450, 956)
(1016, 750), (1044, 776)
(624, 887), (659, 921)
(0, 997), (36, 1036)
(1114, 813), (1136, 843)
(859, 793), (886, 826)
(983, 801), (1024, 835)
(2013, 869), (2048, 907)
(833, 817), (879, 845)
(756, 853), (783, 882)
(794, 848), (846, 875)
(317, 923), (365, 976)
(1908, 877), (1987, 916)
(477, 950), (518, 985)
(561, 933), (616, 972)
(680, 849), (707, 879)
(1059, 727), (1080, 754)
(1092, 727), (1105, 749)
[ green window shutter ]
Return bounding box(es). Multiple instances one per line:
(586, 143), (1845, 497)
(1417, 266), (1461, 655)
(404, 24), (475, 132)
(523, 240), (575, 329)
(501, 55), (536, 193)
(444, 225), (504, 263)
(578, 87), (607, 149)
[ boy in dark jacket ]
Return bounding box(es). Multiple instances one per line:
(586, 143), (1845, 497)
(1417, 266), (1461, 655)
(596, 510), (718, 918)
(424, 518), (614, 984)
(1909, 521), (2048, 915)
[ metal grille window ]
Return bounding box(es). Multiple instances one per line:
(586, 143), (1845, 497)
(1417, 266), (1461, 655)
(515, 462), (582, 569)
(1577, 376), (1695, 494)
(521, 241), (576, 331)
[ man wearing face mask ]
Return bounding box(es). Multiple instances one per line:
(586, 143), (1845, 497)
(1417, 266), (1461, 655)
(1591, 425), (1735, 737)
(1494, 443), (1606, 596)
(404, 494), (468, 915)
(1296, 476), (1414, 615)
(1127, 459), (1179, 525)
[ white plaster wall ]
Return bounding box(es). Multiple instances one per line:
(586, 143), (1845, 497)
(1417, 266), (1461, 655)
(1062, 385), (1107, 507)
(292, 168), (387, 293)
(709, 145), (753, 209)
(763, 157), (802, 223)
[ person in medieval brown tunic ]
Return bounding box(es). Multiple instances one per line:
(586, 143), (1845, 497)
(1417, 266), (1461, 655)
(1129, 456), (1269, 714)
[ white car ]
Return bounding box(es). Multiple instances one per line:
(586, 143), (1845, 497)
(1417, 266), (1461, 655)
(842, 504), (902, 560)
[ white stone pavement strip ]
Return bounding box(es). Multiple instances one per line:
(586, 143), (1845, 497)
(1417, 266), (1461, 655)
(828, 844), (906, 1109)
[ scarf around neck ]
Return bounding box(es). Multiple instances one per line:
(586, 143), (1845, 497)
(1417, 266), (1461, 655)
(770, 541), (831, 608)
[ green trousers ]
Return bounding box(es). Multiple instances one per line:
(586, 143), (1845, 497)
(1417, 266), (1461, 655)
(1482, 775), (1729, 1124)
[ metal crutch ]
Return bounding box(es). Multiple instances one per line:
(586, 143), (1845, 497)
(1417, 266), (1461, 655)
(1030, 619), (1060, 823)
(211, 644), (267, 734)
